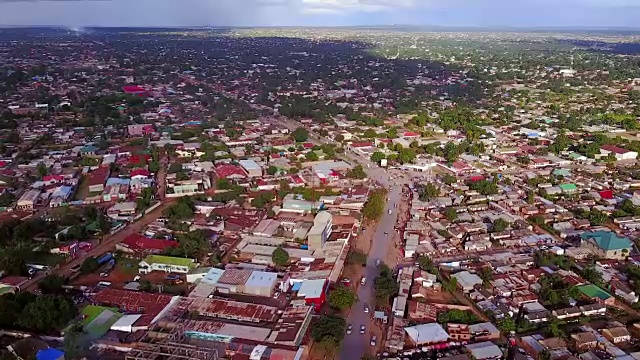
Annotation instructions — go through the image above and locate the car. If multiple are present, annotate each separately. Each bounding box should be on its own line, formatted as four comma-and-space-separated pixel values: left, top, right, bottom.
346, 324, 353, 334
364, 305, 369, 313
341, 278, 352, 286
166, 274, 180, 280
273, 292, 281, 299
360, 325, 365, 334
375, 259, 381, 267
384, 231, 388, 236
370, 336, 377, 346
99, 272, 109, 278
360, 277, 366, 286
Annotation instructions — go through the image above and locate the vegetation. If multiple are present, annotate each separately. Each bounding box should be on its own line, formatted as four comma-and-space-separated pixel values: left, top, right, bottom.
328, 286, 357, 310
164, 230, 211, 260
0, 292, 76, 333
291, 127, 309, 142
272, 246, 290, 267
346, 249, 368, 266
310, 315, 346, 348
374, 264, 398, 307
362, 188, 387, 221
347, 165, 367, 179
437, 309, 480, 325
163, 196, 195, 220
417, 182, 439, 202
539, 274, 580, 306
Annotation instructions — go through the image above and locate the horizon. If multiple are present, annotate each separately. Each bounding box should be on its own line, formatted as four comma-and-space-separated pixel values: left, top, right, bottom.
1, 0, 640, 30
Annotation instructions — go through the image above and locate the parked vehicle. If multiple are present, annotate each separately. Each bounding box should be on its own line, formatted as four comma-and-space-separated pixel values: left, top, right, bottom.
360, 325, 365, 334
346, 324, 353, 334
371, 336, 377, 346
360, 276, 366, 286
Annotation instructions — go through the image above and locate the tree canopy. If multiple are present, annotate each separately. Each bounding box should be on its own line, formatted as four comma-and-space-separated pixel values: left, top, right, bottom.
328, 286, 357, 310
291, 127, 309, 142
272, 247, 290, 267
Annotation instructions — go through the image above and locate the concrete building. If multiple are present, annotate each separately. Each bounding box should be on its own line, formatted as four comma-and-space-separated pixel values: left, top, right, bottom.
307, 211, 332, 250
239, 159, 262, 177
138, 255, 197, 274
16, 189, 41, 211
600, 145, 638, 161
452, 271, 483, 293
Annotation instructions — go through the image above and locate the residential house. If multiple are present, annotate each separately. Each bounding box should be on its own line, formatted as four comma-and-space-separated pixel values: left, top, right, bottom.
600, 145, 638, 161
580, 231, 632, 259
602, 325, 631, 343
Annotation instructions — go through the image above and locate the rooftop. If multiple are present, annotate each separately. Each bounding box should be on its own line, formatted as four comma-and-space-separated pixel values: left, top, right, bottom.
581, 231, 632, 251
404, 323, 449, 344
141, 255, 196, 268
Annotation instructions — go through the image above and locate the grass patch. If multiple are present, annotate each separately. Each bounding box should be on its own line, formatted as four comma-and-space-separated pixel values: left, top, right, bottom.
81, 305, 118, 326
115, 257, 139, 275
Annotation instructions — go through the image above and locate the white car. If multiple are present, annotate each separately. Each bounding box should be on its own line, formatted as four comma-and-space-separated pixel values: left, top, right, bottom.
364, 305, 369, 313
371, 336, 377, 346
346, 324, 353, 334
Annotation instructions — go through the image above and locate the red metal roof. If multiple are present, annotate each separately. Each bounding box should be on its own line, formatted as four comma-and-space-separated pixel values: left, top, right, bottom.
92, 288, 173, 325
350, 142, 373, 148
120, 234, 178, 252
130, 169, 151, 178
599, 190, 614, 200
215, 164, 248, 179
601, 144, 630, 154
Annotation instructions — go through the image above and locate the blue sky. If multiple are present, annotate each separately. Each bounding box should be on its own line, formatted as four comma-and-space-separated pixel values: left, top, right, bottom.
0, 0, 639, 28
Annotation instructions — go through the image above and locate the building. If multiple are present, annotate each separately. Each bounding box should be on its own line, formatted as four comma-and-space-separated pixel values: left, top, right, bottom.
87, 167, 110, 193
577, 284, 615, 305
580, 231, 632, 259
116, 234, 178, 255
404, 323, 449, 346
451, 271, 483, 292
16, 189, 41, 211
600, 145, 638, 161
281, 193, 317, 214
448, 322, 501, 342
207, 268, 279, 297
465, 341, 503, 360
128, 124, 154, 136
138, 255, 197, 274
296, 279, 328, 310
307, 211, 332, 250
602, 326, 631, 343
239, 159, 262, 177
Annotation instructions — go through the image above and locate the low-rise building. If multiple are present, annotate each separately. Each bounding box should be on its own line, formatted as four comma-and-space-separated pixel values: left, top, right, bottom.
138, 255, 197, 274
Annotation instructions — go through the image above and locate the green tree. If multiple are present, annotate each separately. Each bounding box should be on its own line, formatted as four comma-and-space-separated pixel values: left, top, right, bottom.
272, 247, 290, 267
80, 257, 99, 274
267, 165, 278, 175
492, 218, 509, 232
36, 162, 48, 178
363, 129, 377, 139
328, 286, 357, 310
418, 182, 439, 201
538, 350, 551, 360
397, 148, 416, 164
370, 151, 386, 163
217, 178, 232, 190
588, 209, 608, 226
362, 189, 387, 221
347, 165, 367, 179
437, 309, 480, 325
497, 317, 516, 333
18, 294, 77, 333
63, 323, 88, 360
346, 250, 368, 266
165, 230, 211, 260
163, 196, 195, 220
417, 255, 437, 273
444, 207, 457, 222
39, 275, 65, 294
310, 315, 346, 346
291, 127, 309, 142
306, 151, 319, 161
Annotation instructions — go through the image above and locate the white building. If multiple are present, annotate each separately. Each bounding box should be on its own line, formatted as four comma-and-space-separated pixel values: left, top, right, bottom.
239, 159, 263, 177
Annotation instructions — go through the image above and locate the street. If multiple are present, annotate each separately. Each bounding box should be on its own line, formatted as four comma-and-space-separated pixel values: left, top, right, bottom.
276, 117, 401, 360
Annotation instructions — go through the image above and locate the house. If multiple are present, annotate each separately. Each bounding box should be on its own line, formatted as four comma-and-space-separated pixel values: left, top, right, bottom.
16, 189, 41, 211
87, 167, 110, 193
116, 234, 178, 255
577, 284, 615, 305
214, 164, 248, 180
130, 169, 151, 179
452, 271, 483, 292
602, 325, 631, 343
107, 202, 137, 217
559, 183, 578, 194
49, 185, 74, 207
571, 332, 598, 350
128, 124, 154, 136
580, 231, 632, 259
600, 145, 638, 161
138, 255, 197, 274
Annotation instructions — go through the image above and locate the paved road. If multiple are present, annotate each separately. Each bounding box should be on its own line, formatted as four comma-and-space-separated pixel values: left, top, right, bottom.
272, 116, 402, 360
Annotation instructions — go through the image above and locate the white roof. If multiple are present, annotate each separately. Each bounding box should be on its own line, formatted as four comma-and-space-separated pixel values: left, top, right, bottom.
239, 159, 261, 170
110, 314, 142, 333
297, 279, 326, 299
404, 323, 449, 344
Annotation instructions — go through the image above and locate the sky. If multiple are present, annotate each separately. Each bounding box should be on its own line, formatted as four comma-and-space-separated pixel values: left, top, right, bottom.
0, 0, 639, 29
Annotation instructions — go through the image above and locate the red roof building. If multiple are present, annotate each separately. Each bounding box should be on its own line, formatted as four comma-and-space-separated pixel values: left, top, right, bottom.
350, 142, 374, 148
599, 190, 614, 200
117, 234, 178, 254
130, 169, 151, 178
403, 131, 421, 138
600, 145, 629, 154
215, 164, 248, 179
92, 288, 173, 326
122, 85, 148, 94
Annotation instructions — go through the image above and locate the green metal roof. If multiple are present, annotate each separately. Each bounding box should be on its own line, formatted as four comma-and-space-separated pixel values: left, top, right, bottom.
142, 255, 195, 268
580, 231, 631, 251
559, 183, 577, 191
577, 284, 612, 301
